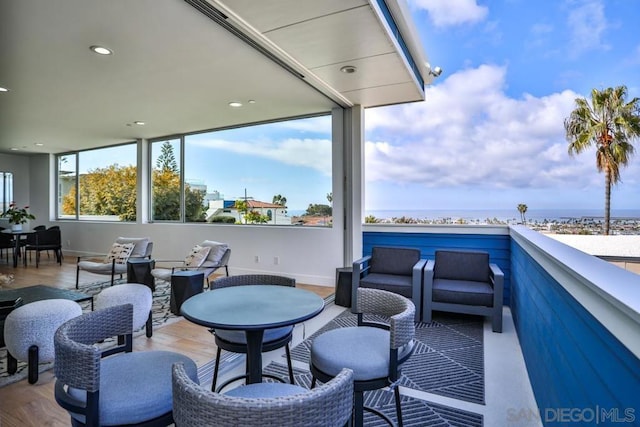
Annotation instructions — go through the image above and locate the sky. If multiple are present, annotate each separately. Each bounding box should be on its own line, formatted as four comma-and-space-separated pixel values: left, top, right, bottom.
79, 0, 640, 214
365, 0, 640, 212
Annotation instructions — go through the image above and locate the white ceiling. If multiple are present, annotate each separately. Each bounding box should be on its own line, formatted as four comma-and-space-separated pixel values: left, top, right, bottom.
0, 0, 429, 155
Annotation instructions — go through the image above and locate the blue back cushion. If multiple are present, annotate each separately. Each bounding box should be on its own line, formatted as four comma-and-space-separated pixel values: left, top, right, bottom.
434, 250, 490, 282
369, 247, 420, 276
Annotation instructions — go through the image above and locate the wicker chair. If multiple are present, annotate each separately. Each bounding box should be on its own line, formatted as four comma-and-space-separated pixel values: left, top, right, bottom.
54, 304, 198, 427
310, 288, 415, 427
210, 274, 297, 392
172, 362, 354, 427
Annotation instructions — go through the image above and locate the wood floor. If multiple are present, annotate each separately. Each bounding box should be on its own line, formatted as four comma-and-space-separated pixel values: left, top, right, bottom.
0, 255, 334, 427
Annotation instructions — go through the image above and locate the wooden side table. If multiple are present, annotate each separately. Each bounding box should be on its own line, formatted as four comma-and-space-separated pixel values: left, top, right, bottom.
127, 258, 156, 291
170, 270, 204, 315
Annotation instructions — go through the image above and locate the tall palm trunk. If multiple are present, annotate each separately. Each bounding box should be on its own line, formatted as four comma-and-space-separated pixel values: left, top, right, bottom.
604, 169, 611, 235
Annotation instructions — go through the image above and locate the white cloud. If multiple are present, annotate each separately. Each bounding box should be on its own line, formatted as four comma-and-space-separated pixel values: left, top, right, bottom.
411, 0, 488, 27
364, 64, 614, 191
189, 136, 332, 176
566, 0, 609, 57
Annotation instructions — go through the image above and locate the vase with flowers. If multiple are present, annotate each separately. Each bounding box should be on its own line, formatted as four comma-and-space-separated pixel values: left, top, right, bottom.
2, 203, 36, 231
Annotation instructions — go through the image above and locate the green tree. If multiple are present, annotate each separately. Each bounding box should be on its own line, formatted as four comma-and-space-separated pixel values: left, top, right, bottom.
565, 86, 640, 235
305, 203, 332, 216
63, 165, 137, 221
62, 162, 205, 222
235, 199, 249, 224
156, 141, 178, 172
517, 204, 528, 224
364, 215, 378, 223
245, 210, 269, 224
326, 192, 332, 204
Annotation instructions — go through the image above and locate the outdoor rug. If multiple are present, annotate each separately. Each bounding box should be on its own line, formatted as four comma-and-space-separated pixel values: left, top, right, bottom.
0, 278, 177, 387
253, 309, 485, 426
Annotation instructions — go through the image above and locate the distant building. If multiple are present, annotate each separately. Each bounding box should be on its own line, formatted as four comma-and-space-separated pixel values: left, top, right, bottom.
206, 199, 291, 225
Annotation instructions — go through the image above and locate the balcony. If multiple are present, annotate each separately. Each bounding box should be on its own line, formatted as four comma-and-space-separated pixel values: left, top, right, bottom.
362, 223, 640, 425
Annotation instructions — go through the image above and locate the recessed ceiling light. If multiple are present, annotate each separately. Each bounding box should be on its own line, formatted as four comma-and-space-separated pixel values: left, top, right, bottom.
340, 65, 357, 74
34, 143, 44, 147
134, 121, 145, 126
10, 148, 18, 151
0, 87, 8, 92
229, 102, 242, 108
248, 100, 256, 104
90, 45, 113, 55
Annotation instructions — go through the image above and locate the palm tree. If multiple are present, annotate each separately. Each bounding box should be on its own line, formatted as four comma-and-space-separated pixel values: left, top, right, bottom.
564, 86, 640, 235
517, 204, 528, 224
271, 194, 287, 225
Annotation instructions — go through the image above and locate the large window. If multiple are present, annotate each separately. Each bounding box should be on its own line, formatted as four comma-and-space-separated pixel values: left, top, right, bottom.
149, 115, 332, 226
57, 144, 137, 221
57, 115, 332, 226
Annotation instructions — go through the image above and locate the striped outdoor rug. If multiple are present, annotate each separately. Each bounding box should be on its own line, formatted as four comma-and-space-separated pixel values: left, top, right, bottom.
261, 309, 485, 426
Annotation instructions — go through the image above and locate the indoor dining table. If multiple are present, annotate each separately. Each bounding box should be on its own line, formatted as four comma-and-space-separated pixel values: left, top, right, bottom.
180, 284, 325, 385
1, 229, 34, 268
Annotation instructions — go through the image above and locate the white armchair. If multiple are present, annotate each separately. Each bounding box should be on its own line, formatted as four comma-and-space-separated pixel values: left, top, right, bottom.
151, 240, 230, 288
75, 237, 153, 289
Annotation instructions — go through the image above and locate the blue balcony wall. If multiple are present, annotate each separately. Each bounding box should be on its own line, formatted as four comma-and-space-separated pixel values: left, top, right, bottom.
511, 239, 640, 423
362, 230, 511, 304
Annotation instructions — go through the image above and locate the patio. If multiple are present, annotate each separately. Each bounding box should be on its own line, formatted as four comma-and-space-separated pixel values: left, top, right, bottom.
2, 222, 637, 426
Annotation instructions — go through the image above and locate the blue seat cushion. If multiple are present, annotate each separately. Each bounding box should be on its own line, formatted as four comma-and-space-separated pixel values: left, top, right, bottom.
214, 326, 293, 345
369, 247, 420, 275
68, 351, 198, 425
434, 250, 490, 282
311, 326, 391, 381
224, 382, 306, 398
359, 273, 412, 298
433, 278, 494, 306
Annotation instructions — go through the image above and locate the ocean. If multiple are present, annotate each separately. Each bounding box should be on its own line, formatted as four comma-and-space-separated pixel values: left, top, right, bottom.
366, 209, 640, 222
289, 209, 640, 222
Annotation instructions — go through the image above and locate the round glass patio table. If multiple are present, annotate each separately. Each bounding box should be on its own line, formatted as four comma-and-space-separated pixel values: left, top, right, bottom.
180, 285, 325, 384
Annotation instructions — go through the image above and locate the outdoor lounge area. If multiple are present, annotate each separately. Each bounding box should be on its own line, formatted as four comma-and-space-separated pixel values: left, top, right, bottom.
1, 224, 638, 426
1, 0, 639, 425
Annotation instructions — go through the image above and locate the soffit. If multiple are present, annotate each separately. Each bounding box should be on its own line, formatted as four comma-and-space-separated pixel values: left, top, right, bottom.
0, 0, 428, 155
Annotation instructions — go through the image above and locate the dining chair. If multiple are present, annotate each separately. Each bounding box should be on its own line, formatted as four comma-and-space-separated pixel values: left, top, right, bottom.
310, 288, 415, 427
210, 274, 296, 392
54, 303, 198, 427
172, 362, 353, 427
23, 226, 63, 267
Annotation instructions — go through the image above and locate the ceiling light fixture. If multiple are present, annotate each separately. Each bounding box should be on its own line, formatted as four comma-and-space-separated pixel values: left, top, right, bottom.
340, 65, 357, 74
229, 101, 242, 108
10, 148, 18, 151
0, 87, 8, 92
248, 100, 256, 104
90, 45, 113, 55
134, 121, 145, 126
34, 143, 44, 147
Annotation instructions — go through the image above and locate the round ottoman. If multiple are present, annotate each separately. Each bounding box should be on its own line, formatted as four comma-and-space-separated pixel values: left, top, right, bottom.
96, 283, 153, 337
4, 298, 82, 384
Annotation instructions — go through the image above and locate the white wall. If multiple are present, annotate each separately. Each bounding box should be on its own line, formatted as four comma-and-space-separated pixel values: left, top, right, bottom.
6, 140, 345, 287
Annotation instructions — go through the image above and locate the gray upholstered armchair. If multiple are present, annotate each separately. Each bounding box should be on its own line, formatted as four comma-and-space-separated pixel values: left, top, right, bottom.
352, 246, 426, 322
423, 250, 504, 332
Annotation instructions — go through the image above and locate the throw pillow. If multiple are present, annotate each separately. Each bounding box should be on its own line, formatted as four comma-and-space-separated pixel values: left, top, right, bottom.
104, 242, 135, 265
200, 241, 229, 266
184, 245, 212, 268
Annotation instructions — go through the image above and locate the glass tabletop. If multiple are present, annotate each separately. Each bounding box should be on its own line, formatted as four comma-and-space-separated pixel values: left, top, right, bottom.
180, 285, 324, 330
